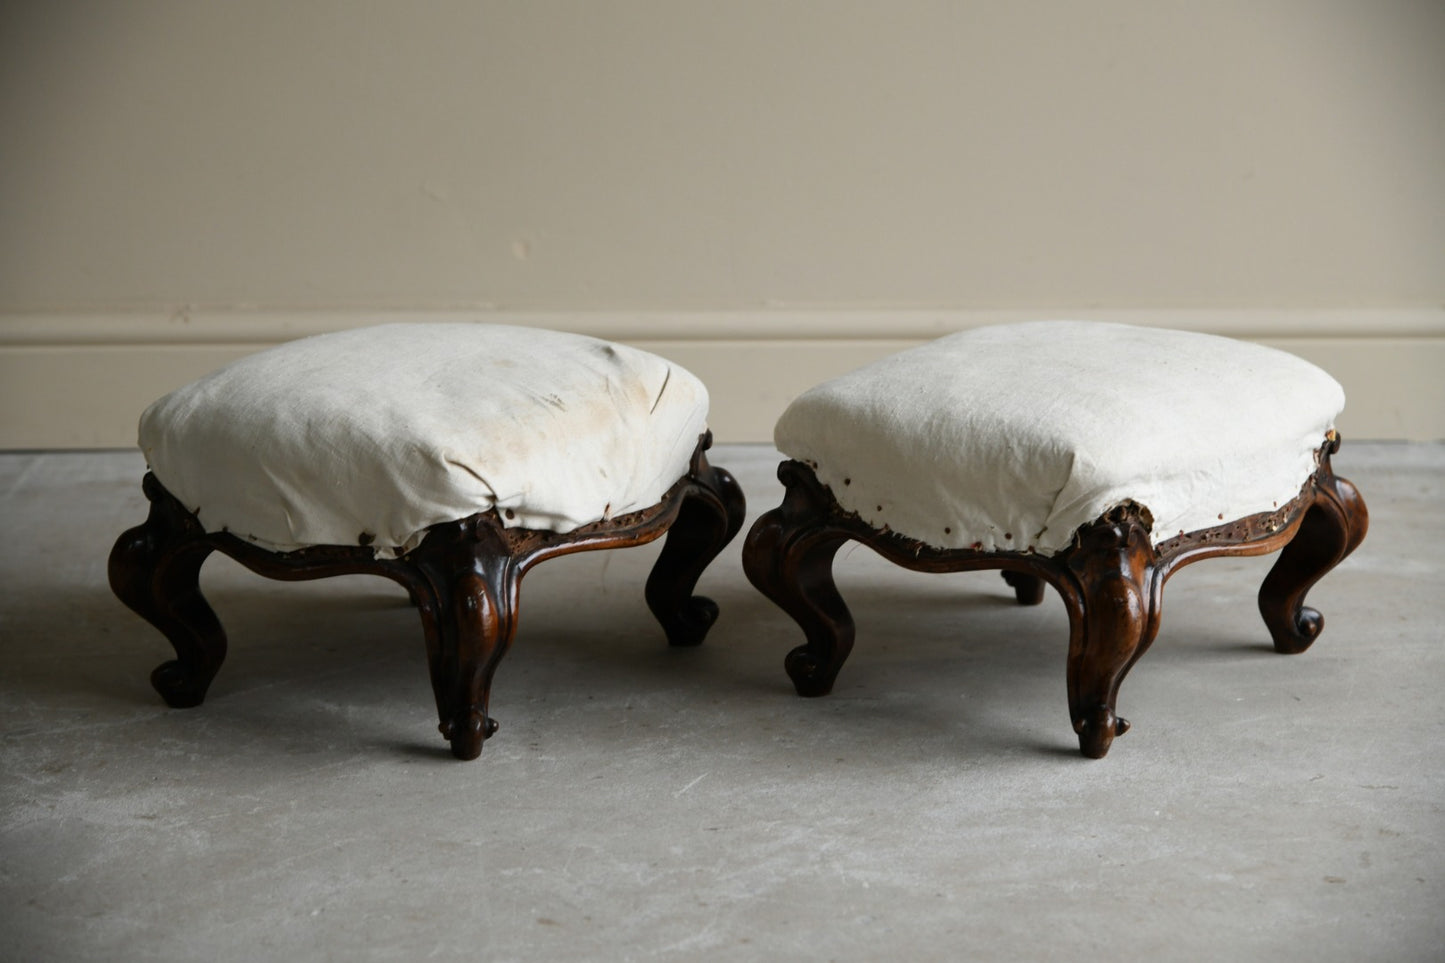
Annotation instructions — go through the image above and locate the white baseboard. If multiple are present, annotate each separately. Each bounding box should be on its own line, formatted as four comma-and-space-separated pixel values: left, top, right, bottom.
2, 309, 1442, 447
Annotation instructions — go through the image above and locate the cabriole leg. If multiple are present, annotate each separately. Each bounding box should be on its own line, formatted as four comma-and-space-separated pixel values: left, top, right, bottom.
410, 521, 521, 760
645, 445, 747, 646
1259, 438, 1369, 654
743, 462, 856, 697
1061, 506, 1161, 758
108, 474, 227, 708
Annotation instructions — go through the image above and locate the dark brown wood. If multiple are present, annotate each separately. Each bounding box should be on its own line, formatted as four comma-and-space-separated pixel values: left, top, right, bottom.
1257, 435, 1369, 654
109, 472, 226, 709
109, 432, 745, 760
1001, 570, 1046, 606
739, 461, 855, 697
645, 439, 748, 647
1056, 503, 1157, 758
741, 433, 1367, 758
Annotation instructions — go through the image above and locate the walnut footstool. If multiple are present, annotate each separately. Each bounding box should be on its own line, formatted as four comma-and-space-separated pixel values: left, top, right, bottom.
743, 321, 1367, 758
110, 324, 745, 759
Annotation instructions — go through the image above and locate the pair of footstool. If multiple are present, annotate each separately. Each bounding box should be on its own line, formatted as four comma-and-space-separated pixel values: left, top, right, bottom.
110, 321, 1366, 760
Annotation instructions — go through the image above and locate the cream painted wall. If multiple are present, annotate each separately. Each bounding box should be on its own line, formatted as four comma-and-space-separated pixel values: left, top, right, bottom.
2, 1, 1442, 444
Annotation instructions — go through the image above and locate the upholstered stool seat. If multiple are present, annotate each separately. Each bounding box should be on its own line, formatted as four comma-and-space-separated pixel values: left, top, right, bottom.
744, 321, 1367, 758
111, 324, 745, 759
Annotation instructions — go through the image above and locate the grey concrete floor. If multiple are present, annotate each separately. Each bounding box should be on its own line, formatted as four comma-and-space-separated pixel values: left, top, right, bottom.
1, 443, 1441, 962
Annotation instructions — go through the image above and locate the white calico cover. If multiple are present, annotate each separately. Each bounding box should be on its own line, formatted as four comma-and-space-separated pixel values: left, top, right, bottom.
140, 324, 709, 555
774, 321, 1343, 555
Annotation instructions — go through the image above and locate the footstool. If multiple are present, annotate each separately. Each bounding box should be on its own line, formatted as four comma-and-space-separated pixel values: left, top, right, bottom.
743, 321, 1368, 758
109, 323, 745, 759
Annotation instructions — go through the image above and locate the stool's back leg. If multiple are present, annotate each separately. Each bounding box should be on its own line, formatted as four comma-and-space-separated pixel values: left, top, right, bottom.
1001, 570, 1047, 605
1259, 442, 1369, 654
645, 451, 747, 647
108, 475, 226, 708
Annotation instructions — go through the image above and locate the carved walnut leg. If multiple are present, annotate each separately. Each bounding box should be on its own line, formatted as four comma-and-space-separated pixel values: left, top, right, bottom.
1060, 506, 1162, 758
743, 462, 856, 697
409, 519, 521, 760
108, 474, 227, 708
1258, 439, 1369, 655
1001, 570, 1046, 606
645, 449, 747, 646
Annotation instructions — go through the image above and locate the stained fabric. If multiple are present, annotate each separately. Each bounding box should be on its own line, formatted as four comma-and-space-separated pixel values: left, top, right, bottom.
140, 324, 709, 555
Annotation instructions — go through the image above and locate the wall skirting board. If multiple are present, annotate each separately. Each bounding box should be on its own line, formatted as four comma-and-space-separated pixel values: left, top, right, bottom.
2, 310, 1441, 448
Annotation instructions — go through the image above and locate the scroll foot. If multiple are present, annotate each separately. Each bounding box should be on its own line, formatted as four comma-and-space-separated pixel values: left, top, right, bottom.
1075, 705, 1131, 759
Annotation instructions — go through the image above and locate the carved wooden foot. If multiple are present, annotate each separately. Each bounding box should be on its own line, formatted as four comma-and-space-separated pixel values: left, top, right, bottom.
742, 462, 855, 697
1059, 505, 1160, 759
1001, 570, 1046, 606
108, 473, 227, 708
645, 440, 748, 646
1258, 437, 1370, 654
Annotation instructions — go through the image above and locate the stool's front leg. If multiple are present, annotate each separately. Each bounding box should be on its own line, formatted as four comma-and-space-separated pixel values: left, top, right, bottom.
743, 461, 856, 697
1059, 505, 1162, 759
409, 519, 520, 760
645, 445, 747, 646
109, 474, 227, 708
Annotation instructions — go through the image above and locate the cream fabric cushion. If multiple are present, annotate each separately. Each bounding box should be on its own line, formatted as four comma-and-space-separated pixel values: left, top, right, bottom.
140, 324, 709, 555
775, 321, 1344, 555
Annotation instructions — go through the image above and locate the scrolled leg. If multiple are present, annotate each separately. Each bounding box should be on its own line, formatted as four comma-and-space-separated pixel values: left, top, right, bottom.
1258, 436, 1369, 654
743, 461, 856, 697
645, 438, 747, 647
409, 519, 521, 760
1060, 505, 1161, 758
108, 474, 227, 708
437, 569, 511, 761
